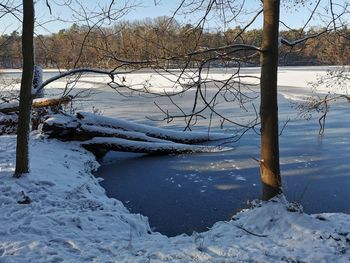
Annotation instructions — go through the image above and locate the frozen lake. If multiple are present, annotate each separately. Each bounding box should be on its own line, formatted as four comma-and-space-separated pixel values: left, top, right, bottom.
94, 92, 350, 236
3, 66, 350, 236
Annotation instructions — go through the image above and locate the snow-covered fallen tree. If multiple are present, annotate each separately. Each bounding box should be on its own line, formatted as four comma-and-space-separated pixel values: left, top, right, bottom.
0, 96, 72, 114
76, 112, 232, 144
82, 137, 232, 156
0, 96, 73, 136
41, 112, 233, 157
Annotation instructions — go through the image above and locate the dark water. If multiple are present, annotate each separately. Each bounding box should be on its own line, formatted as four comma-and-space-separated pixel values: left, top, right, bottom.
95, 93, 350, 236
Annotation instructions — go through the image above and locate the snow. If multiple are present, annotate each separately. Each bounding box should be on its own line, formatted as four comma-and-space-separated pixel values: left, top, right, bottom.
32, 65, 43, 96
80, 124, 171, 143
1, 135, 350, 262
277, 66, 350, 100
0, 67, 256, 93
84, 136, 233, 153
0, 102, 17, 111
0, 66, 350, 108
2, 67, 348, 101
44, 114, 79, 128
0, 113, 17, 122
77, 112, 233, 143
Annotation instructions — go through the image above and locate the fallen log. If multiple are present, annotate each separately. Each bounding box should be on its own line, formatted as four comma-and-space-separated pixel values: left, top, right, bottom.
41, 113, 234, 157
43, 113, 234, 144
76, 111, 233, 144
0, 96, 72, 113
42, 115, 174, 143
41, 114, 81, 140
82, 137, 233, 157
80, 124, 172, 143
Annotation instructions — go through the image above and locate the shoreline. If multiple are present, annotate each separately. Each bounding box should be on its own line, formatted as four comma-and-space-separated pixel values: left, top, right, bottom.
0, 134, 349, 261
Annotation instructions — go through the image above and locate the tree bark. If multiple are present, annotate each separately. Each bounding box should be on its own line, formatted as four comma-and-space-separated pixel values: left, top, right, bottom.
259, 0, 282, 200
15, 0, 35, 177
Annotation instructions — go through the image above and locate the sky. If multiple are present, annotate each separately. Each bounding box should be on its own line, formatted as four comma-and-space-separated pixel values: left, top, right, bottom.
0, 0, 346, 35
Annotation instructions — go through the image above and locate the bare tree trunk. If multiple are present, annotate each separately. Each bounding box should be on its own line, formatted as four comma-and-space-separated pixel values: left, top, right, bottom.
14, 0, 35, 177
259, 0, 282, 200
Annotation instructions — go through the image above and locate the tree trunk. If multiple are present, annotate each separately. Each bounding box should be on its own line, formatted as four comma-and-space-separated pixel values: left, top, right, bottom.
15, 0, 35, 177
259, 0, 282, 200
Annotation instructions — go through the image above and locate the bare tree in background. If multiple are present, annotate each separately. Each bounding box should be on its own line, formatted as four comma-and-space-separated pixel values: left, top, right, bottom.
296, 66, 350, 136
294, 1, 350, 136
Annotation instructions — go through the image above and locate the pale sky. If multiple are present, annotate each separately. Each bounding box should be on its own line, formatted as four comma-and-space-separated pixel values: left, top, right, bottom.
0, 0, 347, 35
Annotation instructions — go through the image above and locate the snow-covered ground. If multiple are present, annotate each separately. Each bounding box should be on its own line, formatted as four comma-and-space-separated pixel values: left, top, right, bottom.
1, 66, 347, 97
0, 135, 350, 262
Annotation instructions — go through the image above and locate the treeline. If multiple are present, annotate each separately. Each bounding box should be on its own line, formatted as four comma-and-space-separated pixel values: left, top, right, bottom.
0, 16, 349, 69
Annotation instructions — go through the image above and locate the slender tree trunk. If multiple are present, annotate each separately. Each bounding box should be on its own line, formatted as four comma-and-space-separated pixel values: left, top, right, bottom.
14, 0, 35, 177
259, 0, 282, 200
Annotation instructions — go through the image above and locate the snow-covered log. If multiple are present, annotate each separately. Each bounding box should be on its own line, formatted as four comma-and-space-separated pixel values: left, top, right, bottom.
43, 112, 233, 144
41, 113, 234, 157
82, 137, 232, 157
76, 112, 233, 144
0, 96, 72, 113
42, 116, 175, 143
80, 124, 172, 143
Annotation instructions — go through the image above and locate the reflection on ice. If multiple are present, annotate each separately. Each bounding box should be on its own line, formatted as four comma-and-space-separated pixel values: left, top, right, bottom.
214, 184, 241, 191
171, 158, 254, 172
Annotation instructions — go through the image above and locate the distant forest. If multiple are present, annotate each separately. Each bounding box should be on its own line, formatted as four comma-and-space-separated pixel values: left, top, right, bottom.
1, 17, 349, 69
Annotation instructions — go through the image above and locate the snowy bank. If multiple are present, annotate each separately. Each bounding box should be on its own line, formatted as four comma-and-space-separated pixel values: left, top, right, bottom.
3, 67, 348, 103
0, 135, 349, 262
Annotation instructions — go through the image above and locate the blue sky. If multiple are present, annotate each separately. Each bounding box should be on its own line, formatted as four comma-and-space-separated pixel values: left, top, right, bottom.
0, 0, 339, 34
119, 0, 321, 29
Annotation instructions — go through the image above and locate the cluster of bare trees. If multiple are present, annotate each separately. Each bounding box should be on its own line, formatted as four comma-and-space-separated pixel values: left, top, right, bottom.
1, 21, 350, 69
1, 0, 349, 201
